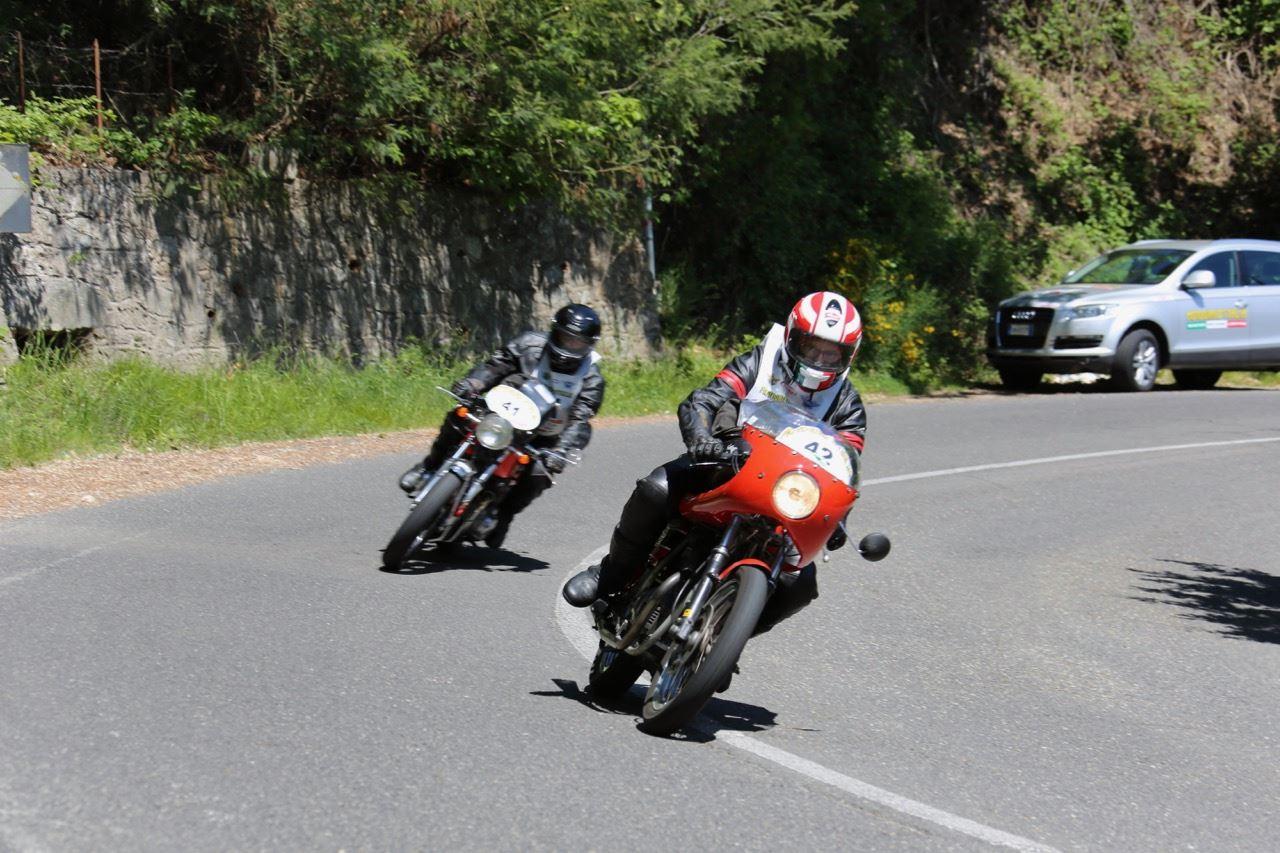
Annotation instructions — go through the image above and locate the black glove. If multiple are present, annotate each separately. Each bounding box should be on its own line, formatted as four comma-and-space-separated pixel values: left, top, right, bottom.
689, 436, 729, 462
826, 524, 848, 551
543, 453, 567, 474
450, 377, 481, 399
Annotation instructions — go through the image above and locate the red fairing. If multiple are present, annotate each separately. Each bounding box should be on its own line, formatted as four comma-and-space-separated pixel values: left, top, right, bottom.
716, 368, 747, 398
678, 424, 859, 566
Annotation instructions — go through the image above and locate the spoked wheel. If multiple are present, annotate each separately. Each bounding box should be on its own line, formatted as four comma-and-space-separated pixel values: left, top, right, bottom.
381, 472, 463, 570
639, 567, 768, 736
586, 640, 645, 698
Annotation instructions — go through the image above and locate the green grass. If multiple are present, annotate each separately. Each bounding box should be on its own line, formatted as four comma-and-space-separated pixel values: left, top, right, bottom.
0, 344, 911, 470
0, 348, 464, 469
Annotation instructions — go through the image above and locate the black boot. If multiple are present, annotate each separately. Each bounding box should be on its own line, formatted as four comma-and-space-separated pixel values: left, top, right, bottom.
399, 464, 427, 493
563, 564, 601, 606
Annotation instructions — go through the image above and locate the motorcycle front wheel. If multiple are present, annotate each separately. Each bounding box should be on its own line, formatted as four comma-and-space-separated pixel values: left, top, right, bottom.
381, 472, 464, 570
639, 566, 768, 735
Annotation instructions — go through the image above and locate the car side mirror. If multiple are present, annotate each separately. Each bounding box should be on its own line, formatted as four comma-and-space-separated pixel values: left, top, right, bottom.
1181, 270, 1215, 289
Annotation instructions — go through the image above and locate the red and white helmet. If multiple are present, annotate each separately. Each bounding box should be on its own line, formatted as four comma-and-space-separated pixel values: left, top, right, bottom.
783, 291, 863, 391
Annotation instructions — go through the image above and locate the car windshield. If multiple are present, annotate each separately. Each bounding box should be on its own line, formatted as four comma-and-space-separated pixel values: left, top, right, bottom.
739, 399, 860, 486
1062, 249, 1192, 285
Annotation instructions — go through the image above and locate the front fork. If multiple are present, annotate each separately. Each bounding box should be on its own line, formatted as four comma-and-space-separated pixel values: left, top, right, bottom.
670, 516, 741, 643
411, 439, 473, 506
670, 517, 791, 643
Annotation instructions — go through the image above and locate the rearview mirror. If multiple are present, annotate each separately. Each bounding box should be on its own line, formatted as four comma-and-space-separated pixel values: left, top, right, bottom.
1181, 269, 1215, 289
858, 532, 891, 562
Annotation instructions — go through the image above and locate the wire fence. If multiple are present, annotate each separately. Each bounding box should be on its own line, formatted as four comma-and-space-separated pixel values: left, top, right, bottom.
1, 32, 183, 122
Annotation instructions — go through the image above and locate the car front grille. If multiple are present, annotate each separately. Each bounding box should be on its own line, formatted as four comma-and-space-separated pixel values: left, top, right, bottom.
1053, 335, 1104, 350
997, 307, 1054, 348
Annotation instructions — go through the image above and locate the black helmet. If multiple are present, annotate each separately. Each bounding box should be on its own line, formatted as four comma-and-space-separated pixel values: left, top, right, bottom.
547, 303, 601, 373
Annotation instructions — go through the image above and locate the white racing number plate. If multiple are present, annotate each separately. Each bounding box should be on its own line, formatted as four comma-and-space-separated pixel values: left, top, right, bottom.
1008, 322, 1033, 337
775, 426, 853, 484
483, 385, 543, 431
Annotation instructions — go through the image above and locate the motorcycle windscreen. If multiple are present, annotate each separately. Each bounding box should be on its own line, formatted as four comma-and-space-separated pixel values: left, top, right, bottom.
739, 399, 859, 487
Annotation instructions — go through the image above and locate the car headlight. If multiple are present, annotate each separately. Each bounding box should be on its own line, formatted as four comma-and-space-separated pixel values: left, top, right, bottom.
1063, 303, 1117, 320
772, 471, 820, 520
475, 413, 514, 450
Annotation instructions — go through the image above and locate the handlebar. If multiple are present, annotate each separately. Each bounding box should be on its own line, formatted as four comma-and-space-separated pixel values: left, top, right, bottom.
689, 444, 749, 473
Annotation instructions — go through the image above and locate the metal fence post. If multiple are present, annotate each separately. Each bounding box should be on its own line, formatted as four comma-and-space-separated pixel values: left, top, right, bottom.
16, 32, 25, 113
93, 38, 104, 131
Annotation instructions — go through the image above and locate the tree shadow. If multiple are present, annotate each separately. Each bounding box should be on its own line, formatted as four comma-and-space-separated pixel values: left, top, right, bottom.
379, 545, 549, 576
530, 677, 780, 741
1129, 558, 1280, 643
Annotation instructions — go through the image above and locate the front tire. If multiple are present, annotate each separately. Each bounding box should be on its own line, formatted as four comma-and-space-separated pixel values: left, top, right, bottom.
1110, 329, 1160, 392
1173, 369, 1221, 390
639, 567, 769, 736
382, 472, 463, 570
586, 641, 645, 698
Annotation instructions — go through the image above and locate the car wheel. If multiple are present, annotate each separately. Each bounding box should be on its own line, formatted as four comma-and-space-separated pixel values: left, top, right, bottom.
1110, 329, 1160, 392
1172, 369, 1222, 390
998, 367, 1042, 392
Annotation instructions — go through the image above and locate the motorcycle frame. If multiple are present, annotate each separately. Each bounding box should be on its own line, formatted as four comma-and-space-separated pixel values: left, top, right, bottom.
603, 514, 793, 661
411, 426, 534, 545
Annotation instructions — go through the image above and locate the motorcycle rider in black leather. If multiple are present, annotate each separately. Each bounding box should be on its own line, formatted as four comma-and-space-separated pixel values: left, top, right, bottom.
399, 303, 605, 549
562, 291, 867, 635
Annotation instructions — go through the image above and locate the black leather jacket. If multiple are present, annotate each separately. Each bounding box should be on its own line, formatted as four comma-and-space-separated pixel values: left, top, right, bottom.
677, 340, 867, 453
463, 331, 605, 453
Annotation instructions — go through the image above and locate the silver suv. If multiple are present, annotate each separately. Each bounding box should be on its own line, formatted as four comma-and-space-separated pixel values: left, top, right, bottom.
987, 239, 1280, 391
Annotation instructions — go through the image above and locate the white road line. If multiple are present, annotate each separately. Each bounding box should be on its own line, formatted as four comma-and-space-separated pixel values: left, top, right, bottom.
863, 436, 1280, 486
716, 733, 1057, 852
553, 553, 1059, 852
0, 531, 148, 592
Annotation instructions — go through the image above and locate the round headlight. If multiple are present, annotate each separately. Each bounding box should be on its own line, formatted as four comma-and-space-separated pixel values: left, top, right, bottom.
475, 413, 514, 450
772, 471, 820, 520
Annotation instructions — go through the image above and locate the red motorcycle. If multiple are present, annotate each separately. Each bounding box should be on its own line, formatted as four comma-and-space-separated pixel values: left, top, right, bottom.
381, 378, 571, 570
585, 399, 890, 735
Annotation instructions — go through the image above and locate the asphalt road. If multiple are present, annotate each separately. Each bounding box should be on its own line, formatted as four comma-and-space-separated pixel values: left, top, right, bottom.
2, 387, 1278, 851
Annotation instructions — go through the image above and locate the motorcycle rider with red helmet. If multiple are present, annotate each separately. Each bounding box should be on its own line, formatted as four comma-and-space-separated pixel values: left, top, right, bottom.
563, 291, 866, 632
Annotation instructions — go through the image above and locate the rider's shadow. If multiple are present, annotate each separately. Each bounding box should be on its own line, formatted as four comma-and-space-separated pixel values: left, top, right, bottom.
530, 678, 782, 741
379, 546, 550, 576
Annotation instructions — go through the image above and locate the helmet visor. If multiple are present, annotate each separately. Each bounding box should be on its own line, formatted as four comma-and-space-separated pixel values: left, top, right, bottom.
788, 331, 854, 372
551, 327, 593, 355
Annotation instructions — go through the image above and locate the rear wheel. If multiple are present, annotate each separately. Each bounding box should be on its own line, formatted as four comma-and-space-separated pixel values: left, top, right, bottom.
586, 641, 645, 698
1173, 369, 1221, 390
998, 367, 1042, 392
1110, 329, 1160, 392
639, 567, 769, 736
382, 472, 463, 570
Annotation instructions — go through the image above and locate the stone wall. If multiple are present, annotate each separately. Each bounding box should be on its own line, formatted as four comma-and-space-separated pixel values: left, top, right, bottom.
0, 168, 659, 367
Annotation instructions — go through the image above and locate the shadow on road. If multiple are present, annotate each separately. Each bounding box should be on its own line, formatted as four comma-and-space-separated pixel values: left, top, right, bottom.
530, 678, 778, 741
1129, 558, 1280, 643
379, 545, 549, 576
